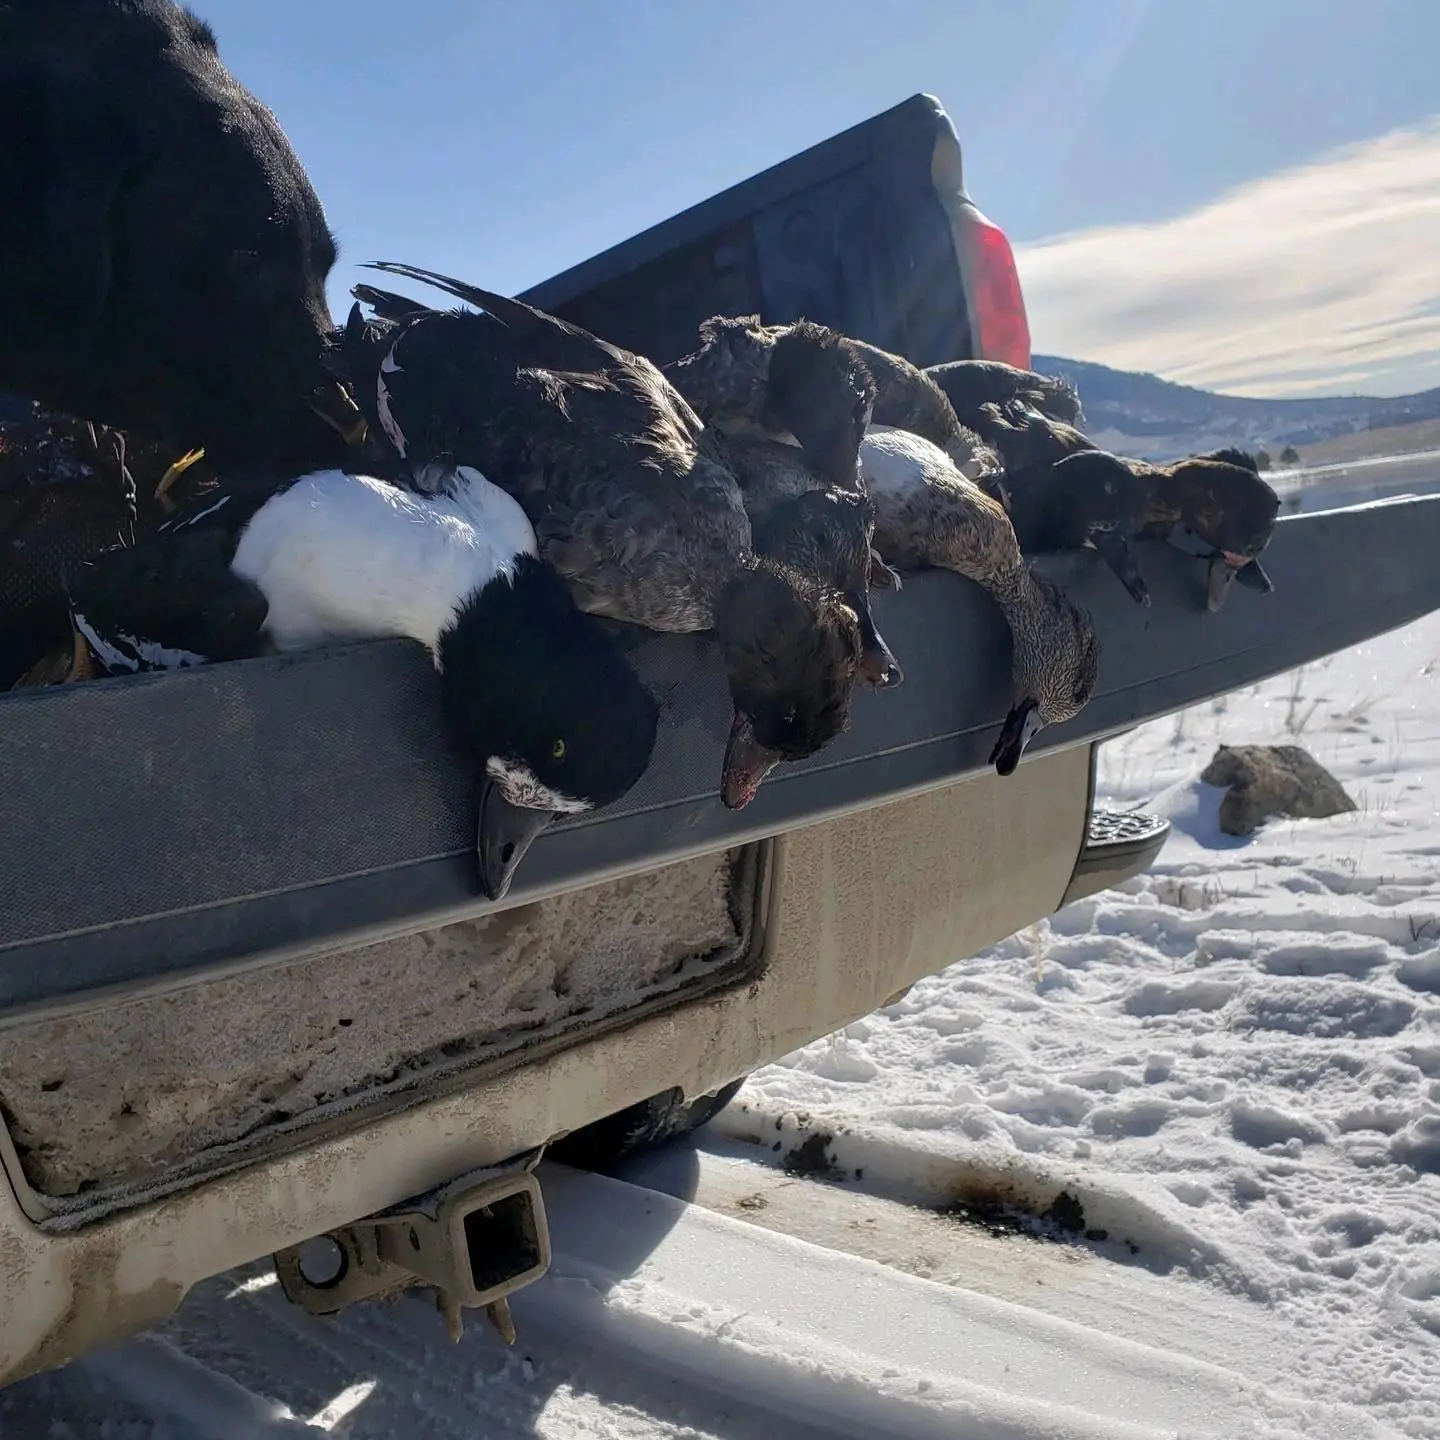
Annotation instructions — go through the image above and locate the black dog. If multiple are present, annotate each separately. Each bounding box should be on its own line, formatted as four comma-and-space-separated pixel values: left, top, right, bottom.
0, 1, 353, 468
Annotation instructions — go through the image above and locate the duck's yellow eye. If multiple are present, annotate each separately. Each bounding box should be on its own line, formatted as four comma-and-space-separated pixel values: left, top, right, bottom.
552, 739, 567, 760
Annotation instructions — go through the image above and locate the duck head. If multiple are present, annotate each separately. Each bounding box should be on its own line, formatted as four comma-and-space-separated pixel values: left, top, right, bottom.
664, 314, 774, 422
667, 315, 876, 494
1169, 452, 1280, 560
437, 555, 660, 900
1165, 451, 1280, 610
751, 489, 903, 691
990, 571, 1100, 777
761, 321, 876, 492
1049, 450, 1154, 606
712, 559, 864, 809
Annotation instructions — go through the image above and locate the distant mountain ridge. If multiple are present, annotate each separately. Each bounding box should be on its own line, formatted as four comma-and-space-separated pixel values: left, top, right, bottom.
1032, 354, 1440, 461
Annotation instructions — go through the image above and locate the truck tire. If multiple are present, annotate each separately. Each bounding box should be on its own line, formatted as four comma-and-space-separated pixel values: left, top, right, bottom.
548, 1078, 746, 1173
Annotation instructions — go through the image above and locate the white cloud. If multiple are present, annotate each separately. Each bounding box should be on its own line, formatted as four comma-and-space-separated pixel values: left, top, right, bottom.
1014, 120, 1440, 398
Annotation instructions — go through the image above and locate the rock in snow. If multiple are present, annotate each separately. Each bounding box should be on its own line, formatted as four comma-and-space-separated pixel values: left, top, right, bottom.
1201, 742, 1357, 835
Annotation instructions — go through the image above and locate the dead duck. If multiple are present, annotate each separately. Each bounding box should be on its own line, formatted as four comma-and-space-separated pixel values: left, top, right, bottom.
827, 335, 1010, 485
59, 464, 660, 901
661, 314, 877, 496
746, 480, 901, 690
659, 318, 904, 685
1122, 448, 1279, 612
987, 448, 1154, 607
708, 431, 903, 689
926, 359, 1086, 429
0, 401, 216, 688
858, 426, 1100, 775
954, 404, 1150, 604
335, 263, 867, 811
967, 400, 1095, 477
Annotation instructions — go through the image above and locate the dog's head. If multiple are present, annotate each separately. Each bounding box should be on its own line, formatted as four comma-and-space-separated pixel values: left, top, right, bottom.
1, 2, 343, 466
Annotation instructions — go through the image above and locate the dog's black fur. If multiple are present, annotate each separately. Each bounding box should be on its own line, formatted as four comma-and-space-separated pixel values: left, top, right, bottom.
0, 1, 344, 468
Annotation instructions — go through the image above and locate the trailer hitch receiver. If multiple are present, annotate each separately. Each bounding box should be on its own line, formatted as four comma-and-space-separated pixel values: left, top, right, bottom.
273, 1151, 551, 1344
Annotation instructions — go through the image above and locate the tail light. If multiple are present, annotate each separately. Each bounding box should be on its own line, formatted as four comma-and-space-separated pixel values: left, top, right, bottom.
962, 209, 1032, 371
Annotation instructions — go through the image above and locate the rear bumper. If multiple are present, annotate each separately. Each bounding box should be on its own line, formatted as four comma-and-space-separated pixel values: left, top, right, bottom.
0, 749, 1092, 1385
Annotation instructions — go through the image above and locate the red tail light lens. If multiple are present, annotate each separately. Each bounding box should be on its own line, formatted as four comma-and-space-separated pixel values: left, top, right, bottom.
966, 211, 1032, 371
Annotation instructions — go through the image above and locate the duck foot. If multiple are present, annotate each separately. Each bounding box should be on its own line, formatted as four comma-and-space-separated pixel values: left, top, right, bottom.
64, 628, 96, 684
154, 447, 207, 514
308, 382, 369, 448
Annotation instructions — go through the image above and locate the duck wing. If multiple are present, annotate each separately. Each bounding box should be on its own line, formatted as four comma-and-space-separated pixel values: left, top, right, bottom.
360, 262, 672, 393
712, 434, 822, 523
515, 368, 749, 630
349, 284, 431, 326
860, 429, 1017, 580
69, 524, 270, 674
352, 266, 749, 630
69, 476, 293, 674
352, 271, 708, 461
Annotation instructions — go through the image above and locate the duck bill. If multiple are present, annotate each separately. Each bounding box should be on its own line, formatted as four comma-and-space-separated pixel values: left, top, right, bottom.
1090, 527, 1150, 608
721, 711, 782, 811
1206, 553, 1272, 612
849, 591, 904, 690
1234, 557, 1274, 593
476, 780, 558, 901
1205, 557, 1240, 613
989, 697, 1045, 778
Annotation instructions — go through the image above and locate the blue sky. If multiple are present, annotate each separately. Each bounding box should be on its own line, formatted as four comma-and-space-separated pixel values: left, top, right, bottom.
201, 0, 1440, 396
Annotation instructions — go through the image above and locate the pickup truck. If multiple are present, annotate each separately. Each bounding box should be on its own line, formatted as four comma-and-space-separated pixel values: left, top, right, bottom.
3, 91, 1439, 1386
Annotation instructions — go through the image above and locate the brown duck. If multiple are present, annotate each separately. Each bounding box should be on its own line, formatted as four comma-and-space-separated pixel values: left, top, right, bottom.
858, 425, 1100, 774
925, 359, 1086, 428
712, 433, 903, 689
661, 314, 876, 494
1121, 447, 1279, 610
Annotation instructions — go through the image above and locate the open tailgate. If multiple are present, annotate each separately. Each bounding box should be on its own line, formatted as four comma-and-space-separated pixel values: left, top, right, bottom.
1, 492, 1438, 1018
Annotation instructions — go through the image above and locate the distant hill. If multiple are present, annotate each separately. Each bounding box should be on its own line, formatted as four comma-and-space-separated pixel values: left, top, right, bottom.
1032, 354, 1440, 462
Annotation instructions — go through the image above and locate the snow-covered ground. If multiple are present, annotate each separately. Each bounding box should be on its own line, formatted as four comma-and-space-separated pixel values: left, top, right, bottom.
738, 606, 1440, 1437
7, 523, 1440, 1437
